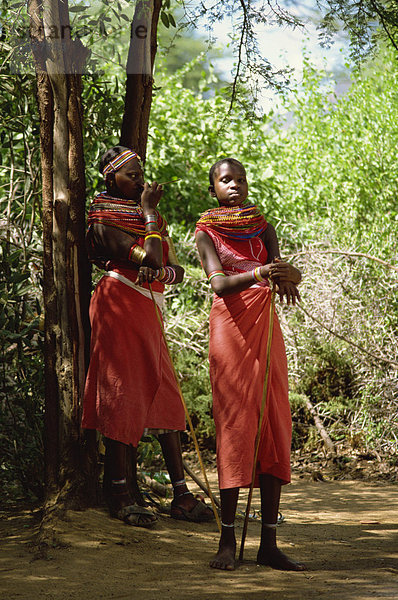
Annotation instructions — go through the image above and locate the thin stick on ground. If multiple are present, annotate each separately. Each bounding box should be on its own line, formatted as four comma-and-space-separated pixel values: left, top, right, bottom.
149, 284, 222, 532
183, 459, 221, 509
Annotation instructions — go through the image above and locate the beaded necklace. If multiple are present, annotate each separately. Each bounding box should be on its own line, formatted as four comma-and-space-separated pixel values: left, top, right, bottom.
87, 192, 168, 237
196, 203, 267, 240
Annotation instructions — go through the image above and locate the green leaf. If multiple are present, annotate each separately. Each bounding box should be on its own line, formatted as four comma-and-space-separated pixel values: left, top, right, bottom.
160, 11, 170, 28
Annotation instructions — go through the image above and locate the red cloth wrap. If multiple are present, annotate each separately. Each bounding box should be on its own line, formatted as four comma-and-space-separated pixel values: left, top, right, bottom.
200, 230, 292, 489
82, 242, 185, 446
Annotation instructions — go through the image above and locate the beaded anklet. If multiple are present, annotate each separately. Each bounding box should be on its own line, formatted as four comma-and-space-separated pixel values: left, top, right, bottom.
172, 478, 186, 488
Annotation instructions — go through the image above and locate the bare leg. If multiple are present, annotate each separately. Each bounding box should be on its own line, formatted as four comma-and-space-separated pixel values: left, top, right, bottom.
158, 431, 213, 520
127, 445, 147, 507
209, 487, 239, 571
257, 474, 306, 571
103, 437, 156, 526
103, 437, 130, 508
158, 431, 185, 483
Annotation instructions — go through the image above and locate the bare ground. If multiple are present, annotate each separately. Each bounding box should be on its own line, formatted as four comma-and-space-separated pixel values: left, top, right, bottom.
1, 470, 398, 600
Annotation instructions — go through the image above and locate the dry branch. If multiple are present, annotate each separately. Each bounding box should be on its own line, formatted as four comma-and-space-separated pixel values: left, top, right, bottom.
288, 249, 398, 273
297, 302, 398, 367
138, 472, 168, 497
305, 397, 336, 455
183, 460, 221, 508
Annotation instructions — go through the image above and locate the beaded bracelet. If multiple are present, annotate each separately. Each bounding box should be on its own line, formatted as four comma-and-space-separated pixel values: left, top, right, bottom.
145, 232, 162, 241
128, 243, 146, 265
252, 266, 267, 282
208, 270, 226, 283
155, 266, 176, 284
166, 267, 177, 284
155, 267, 166, 281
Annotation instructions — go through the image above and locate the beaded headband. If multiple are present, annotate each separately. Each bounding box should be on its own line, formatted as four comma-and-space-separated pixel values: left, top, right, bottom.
102, 150, 140, 178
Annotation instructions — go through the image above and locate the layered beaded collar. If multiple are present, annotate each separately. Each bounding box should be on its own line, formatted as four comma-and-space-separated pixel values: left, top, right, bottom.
196, 203, 267, 240
87, 192, 168, 237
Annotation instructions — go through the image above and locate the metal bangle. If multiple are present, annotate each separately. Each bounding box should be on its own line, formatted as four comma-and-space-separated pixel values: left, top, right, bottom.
144, 213, 158, 224
128, 244, 146, 266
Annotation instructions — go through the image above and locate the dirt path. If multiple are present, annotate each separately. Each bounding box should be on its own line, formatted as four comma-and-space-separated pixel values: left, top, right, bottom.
1, 473, 398, 600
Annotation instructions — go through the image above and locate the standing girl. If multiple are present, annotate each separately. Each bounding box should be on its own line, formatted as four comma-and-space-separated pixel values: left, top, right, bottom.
195, 158, 305, 570
82, 146, 213, 527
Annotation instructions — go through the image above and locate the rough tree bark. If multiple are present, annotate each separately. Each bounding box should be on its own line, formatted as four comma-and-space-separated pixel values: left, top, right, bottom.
120, 0, 162, 161
28, 0, 162, 517
29, 0, 98, 511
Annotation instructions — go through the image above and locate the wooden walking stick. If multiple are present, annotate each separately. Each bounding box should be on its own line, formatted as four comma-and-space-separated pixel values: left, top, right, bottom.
148, 284, 222, 532
238, 286, 276, 562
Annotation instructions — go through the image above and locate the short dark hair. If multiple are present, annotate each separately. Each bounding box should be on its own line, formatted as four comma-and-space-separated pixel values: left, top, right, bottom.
209, 158, 245, 186
99, 145, 135, 174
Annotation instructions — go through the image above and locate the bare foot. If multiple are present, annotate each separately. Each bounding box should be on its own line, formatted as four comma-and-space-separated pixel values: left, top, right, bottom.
257, 546, 306, 571
209, 529, 236, 571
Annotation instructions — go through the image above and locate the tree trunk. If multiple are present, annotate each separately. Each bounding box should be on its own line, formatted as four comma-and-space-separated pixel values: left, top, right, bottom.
29, 0, 98, 510
120, 0, 162, 161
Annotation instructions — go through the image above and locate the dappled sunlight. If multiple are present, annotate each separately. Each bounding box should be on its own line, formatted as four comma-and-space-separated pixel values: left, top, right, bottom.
1, 478, 398, 599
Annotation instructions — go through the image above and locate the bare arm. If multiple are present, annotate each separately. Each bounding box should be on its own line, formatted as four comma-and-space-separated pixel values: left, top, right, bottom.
139, 182, 164, 269
195, 230, 273, 297
261, 223, 302, 305
88, 222, 164, 270
196, 227, 301, 304
135, 234, 184, 286
262, 223, 301, 285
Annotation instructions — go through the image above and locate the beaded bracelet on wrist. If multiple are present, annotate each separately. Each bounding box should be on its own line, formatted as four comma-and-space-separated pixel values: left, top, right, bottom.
144, 232, 162, 241
155, 266, 176, 284
252, 266, 268, 282
207, 270, 226, 283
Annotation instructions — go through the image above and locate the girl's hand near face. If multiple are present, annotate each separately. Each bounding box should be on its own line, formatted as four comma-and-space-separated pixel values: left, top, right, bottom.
141, 182, 163, 212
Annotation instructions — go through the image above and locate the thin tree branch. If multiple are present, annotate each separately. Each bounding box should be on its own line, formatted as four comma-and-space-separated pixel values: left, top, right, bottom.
297, 302, 398, 367
228, 0, 248, 113
287, 249, 398, 273
368, 0, 398, 53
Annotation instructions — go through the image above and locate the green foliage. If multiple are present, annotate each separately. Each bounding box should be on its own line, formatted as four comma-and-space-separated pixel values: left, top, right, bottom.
151, 47, 398, 457
0, 23, 44, 502
0, 243, 44, 504
297, 340, 355, 405
2, 4, 398, 505
173, 348, 215, 445
319, 1, 398, 61
263, 51, 398, 256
